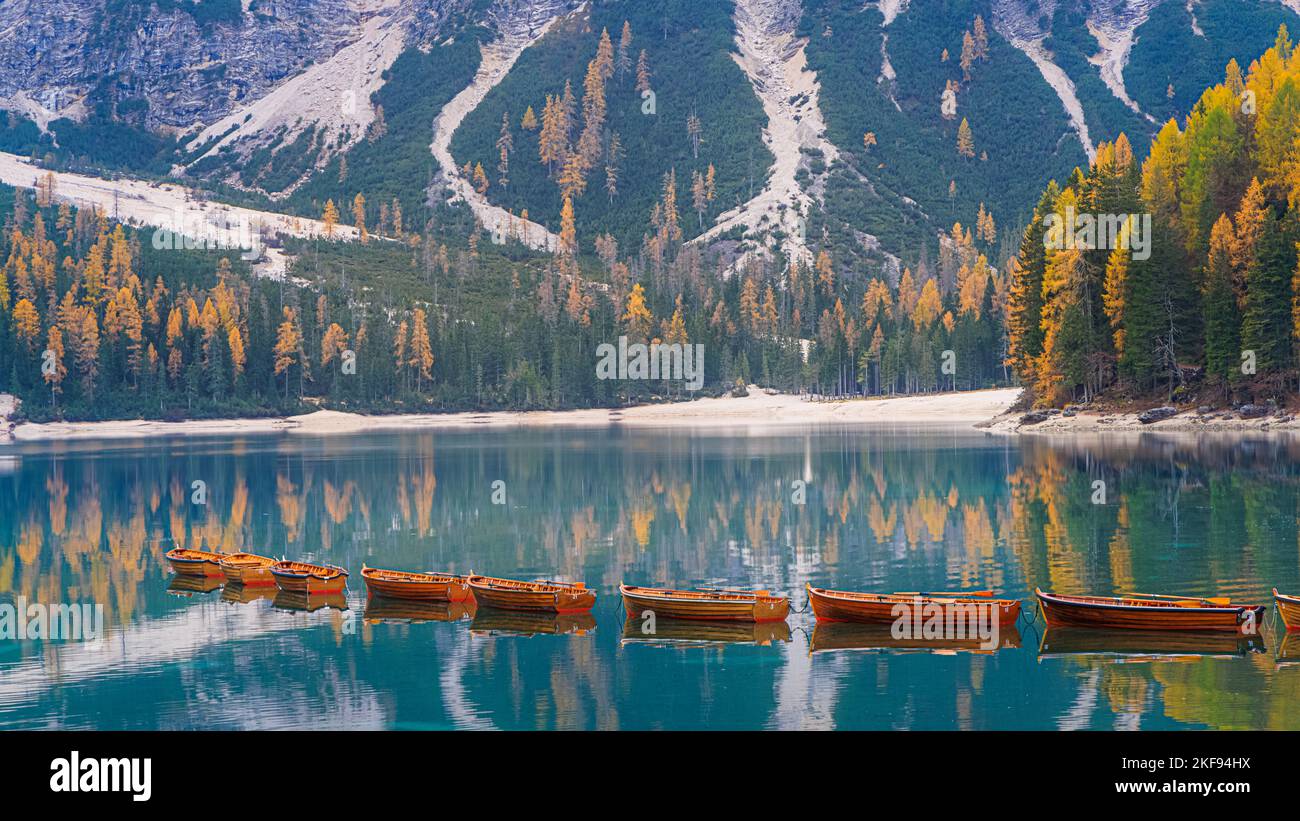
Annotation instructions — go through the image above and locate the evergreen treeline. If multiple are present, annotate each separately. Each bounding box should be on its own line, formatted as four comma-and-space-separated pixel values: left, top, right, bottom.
1009, 27, 1300, 407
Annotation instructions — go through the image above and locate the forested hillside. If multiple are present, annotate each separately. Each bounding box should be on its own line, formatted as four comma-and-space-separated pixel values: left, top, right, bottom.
450, 1, 768, 250
0, 165, 1010, 422
1008, 27, 1300, 407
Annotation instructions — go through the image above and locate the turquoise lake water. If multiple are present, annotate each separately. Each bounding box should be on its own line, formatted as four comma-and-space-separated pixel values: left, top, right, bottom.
0, 425, 1297, 730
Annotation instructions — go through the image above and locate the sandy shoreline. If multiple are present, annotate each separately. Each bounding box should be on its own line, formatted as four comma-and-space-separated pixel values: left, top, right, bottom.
2, 387, 1021, 443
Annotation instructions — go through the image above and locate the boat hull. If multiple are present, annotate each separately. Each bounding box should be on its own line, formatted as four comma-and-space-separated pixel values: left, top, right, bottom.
270, 562, 349, 594
1276, 590, 1300, 630
467, 575, 596, 613
620, 585, 789, 622
807, 585, 1021, 626
219, 553, 277, 587
1036, 589, 1264, 633
362, 568, 472, 602
165, 548, 225, 577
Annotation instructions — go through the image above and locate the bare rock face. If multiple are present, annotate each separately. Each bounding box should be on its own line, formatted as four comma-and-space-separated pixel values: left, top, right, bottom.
0, 0, 492, 133
1137, 406, 1177, 424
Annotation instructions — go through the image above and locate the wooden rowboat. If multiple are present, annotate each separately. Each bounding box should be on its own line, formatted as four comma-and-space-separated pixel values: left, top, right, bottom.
467, 575, 596, 613
1035, 589, 1265, 633
270, 560, 349, 594
361, 566, 472, 602
806, 584, 1021, 625
165, 547, 226, 577
620, 584, 789, 622
219, 552, 277, 586
1274, 589, 1300, 630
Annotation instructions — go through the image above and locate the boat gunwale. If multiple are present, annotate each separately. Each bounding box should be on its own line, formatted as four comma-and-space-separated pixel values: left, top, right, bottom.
468, 574, 585, 593
362, 566, 465, 585
165, 548, 225, 565
270, 561, 349, 581
1035, 588, 1263, 615
620, 584, 786, 604
219, 553, 276, 568
808, 584, 1018, 608
1275, 588, 1300, 606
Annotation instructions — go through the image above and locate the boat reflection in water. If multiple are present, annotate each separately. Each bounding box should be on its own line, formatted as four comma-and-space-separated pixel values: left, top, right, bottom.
469, 607, 596, 637
1037, 627, 1267, 661
808, 621, 1021, 654
1277, 633, 1300, 668
364, 597, 476, 624
272, 590, 349, 614
620, 615, 791, 647
167, 574, 225, 596
221, 581, 279, 605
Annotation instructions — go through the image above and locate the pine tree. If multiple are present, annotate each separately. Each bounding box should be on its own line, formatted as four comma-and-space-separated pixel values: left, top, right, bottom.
960, 30, 976, 82
408, 308, 434, 392
44, 324, 66, 403
274, 307, 301, 399
1241, 207, 1294, 375
623, 283, 653, 342
956, 118, 975, 158
1006, 187, 1055, 391
635, 50, 652, 94
1203, 213, 1241, 394
353, 193, 368, 243
322, 200, 338, 238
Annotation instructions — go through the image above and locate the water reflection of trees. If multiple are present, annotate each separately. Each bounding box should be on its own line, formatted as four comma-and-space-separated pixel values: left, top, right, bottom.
2, 429, 1300, 729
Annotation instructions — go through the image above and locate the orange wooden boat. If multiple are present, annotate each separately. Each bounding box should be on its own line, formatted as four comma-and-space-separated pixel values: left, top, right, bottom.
466, 575, 595, 613
361, 566, 472, 602
219, 552, 278, 586
1035, 589, 1265, 633
270, 560, 349, 594
620, 584, 789, 622
165, 547, 226, 577
807, 584, 1021, 625
1276, 589, 1300, 630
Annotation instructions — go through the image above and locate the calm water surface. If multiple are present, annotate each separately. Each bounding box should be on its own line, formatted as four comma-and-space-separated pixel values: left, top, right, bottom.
1, 425, 1298, 730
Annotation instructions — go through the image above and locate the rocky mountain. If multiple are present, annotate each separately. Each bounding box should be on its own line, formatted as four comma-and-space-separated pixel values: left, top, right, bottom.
0, 0, 1296, 269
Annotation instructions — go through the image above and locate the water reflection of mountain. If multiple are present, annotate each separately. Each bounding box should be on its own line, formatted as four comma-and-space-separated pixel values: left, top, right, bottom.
1, 428, 1299, 729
